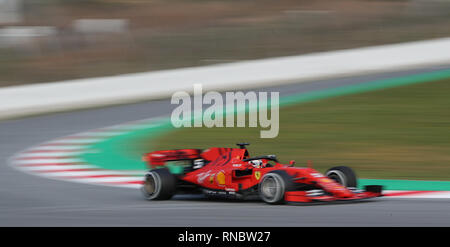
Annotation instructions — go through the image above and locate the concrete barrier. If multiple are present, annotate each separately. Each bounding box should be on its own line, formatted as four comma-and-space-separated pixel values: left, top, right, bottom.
1, 37, 450, 119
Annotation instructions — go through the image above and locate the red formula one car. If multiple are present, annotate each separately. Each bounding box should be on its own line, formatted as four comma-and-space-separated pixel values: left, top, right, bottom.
141, 143, 382, 204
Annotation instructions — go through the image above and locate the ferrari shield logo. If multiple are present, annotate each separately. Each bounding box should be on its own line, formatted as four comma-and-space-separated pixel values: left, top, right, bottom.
216, 171, 226, 186
254, 171, 261, 180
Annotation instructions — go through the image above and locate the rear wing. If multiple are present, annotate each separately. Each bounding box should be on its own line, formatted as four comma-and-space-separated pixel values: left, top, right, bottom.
142, 149, 202, 168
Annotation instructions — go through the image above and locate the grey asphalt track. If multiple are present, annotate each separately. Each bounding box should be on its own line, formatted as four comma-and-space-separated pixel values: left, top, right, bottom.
1, 66, 450, 226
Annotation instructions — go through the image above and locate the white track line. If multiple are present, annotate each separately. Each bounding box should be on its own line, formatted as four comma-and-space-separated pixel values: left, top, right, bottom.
63, 177, 142, 183
26, 145, 87, 151
384, 190, 450, 198
38, 170, 139, 177
17, 164, 97, 171
14, 158, 83, 165
15, 152, 86, 158
43, 138, 104, 144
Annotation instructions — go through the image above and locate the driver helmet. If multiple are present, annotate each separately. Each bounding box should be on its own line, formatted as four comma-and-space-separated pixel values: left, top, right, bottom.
249, 159, 263, 168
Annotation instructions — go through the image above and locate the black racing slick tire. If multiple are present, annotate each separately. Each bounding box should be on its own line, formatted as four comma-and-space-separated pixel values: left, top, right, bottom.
325, 166, 358, 188
258, 170, 294, 205
141, 168, 177, 200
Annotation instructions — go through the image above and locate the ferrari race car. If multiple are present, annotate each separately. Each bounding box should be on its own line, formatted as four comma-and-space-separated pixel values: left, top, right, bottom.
141, 143, 382, 204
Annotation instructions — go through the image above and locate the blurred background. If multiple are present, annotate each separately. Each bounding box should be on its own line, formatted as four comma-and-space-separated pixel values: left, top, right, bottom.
2, 0, 450, 87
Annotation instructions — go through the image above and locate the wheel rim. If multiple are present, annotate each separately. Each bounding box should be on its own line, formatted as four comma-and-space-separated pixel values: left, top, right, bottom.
143, 174, 156, 196
260, 174, 284, 203
326, 170, 346, 186
328, 173, 340, 183
261, 177, 277, 199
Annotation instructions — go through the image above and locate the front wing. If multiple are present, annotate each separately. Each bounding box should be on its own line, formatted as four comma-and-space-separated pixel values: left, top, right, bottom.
284, 185, 383, 203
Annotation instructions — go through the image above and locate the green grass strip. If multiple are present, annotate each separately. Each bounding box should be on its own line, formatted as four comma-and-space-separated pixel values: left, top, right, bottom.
279, 68, 450, 107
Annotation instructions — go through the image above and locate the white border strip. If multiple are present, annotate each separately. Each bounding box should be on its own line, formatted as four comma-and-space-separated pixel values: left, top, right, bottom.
2, 38, 450, 119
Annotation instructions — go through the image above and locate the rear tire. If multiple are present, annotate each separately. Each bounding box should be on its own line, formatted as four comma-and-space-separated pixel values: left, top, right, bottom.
325, 166, 357, 188
258, 171, 293, 204
141, 168, 177, 200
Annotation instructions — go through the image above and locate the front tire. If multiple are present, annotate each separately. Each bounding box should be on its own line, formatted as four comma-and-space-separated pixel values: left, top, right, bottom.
141, 168, 177, 200
258, 171, 293, 204
325, 166, 357, 188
